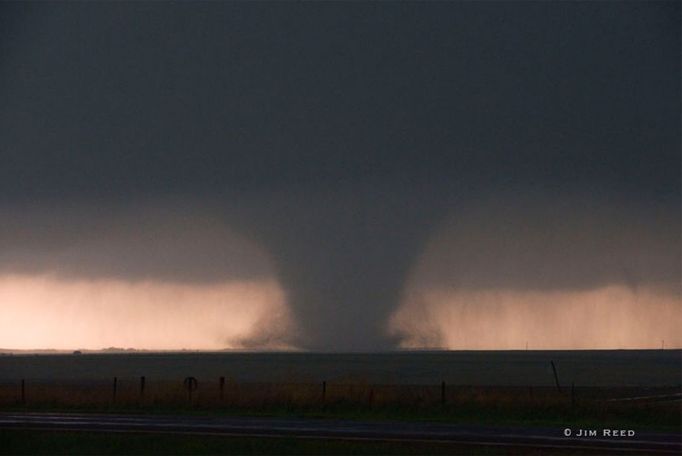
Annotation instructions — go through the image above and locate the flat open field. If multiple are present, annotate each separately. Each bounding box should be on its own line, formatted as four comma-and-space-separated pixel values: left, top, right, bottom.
0, 351, 679, 454
0, 350, 678, 428
0, 350, 680, 386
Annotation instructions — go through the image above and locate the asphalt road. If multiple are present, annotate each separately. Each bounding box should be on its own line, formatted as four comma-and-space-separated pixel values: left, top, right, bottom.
0, 412, 680, 454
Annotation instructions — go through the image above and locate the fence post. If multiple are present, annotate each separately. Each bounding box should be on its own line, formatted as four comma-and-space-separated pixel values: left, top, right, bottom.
550, 361, 562, 393
140, 376, 146, 399
219, 376, 225, 400
184, 377, 198, 405
113, 377, 117, 403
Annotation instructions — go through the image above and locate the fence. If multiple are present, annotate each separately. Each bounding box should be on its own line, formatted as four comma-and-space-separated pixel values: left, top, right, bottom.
3, 378, 674, 411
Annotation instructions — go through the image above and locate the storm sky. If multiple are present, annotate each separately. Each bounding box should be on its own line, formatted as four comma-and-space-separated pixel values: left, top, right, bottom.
0, 1, 679, 350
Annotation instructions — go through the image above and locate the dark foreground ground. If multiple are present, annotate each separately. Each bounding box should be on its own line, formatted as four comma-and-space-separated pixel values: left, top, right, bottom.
1, 350, 680, 386
0, 430, 621, 455
0, 412, 680, 455
0, 351, 679, 454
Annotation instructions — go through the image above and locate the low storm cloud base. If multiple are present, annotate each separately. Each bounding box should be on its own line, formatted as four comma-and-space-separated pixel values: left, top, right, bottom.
0, 195, 678, 350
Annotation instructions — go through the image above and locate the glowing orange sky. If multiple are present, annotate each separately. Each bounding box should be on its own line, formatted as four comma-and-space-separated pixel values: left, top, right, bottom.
390, 285, 682, 350
1, 273, 679, 350
0, 274, 292, 350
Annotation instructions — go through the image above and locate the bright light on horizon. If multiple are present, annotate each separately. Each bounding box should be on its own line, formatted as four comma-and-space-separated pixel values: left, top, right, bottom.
1, 277, 680, 351
0, 274, 293, 350
391, 284, 682, 350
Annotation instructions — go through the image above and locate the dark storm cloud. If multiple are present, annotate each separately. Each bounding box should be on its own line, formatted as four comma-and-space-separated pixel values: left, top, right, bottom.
0, 202, 274, 283
0, 2, 679, 350
411, 194, 681, 294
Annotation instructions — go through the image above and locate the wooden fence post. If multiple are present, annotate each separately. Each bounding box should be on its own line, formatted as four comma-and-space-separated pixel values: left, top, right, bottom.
140, 376, 146, 399
550, 361, 562, 393
183, 377, 198, 404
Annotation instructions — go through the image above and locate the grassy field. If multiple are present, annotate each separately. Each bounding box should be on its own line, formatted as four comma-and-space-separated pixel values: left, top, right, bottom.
0, 351, 679, 429
1, 383, 679, 430
0, 353, 680, 431
1, 350, 680, 386
0, 351, 679, 454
